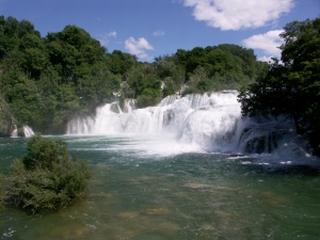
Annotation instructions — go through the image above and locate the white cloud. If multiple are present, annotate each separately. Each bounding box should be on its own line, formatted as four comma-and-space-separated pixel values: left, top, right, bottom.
98, 31, 117, 46
153, 30, 165, 36
124, 37, 154, 59
242, 30, 284, 59
182, 0, 294, 30
258, 56, 274, 63
108, 31, 117, 37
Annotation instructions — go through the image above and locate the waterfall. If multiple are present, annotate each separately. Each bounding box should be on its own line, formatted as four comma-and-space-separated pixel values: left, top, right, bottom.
23, 125, 35, 137
122, 99, 137, 113
10, 124, 35, 138
67, 93, 240, 136
10, 123, 18, 138
66, 92, 310, 156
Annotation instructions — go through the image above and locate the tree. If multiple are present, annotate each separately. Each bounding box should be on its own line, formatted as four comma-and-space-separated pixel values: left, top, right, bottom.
239, 18, 320, 137
22, 48, 48, 78
6, 134, 92, 212
279, 18, 320, 132
17, 20, 40, 38
108, 50, 137, 75
137, 88, 161, 108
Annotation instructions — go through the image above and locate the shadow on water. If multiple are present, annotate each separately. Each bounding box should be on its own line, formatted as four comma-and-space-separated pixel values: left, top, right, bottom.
237, 160, 320, 177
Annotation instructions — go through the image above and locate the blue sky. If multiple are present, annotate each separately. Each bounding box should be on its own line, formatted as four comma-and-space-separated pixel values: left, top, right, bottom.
0, 0, 319, 62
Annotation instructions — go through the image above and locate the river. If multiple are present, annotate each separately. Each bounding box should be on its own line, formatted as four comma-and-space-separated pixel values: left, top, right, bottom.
1, 92, 320, 239
0, 134, 320, 239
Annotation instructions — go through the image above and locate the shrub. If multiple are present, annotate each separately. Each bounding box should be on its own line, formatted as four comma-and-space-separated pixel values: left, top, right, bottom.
136, 88, 161, 108
7, 133, 92, 213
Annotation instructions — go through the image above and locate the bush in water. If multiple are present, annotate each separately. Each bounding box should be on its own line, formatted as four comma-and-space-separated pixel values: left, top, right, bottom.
6, 133, 92, 213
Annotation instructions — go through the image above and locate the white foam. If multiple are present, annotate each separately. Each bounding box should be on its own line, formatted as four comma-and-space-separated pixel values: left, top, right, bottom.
66, 92, 318, 164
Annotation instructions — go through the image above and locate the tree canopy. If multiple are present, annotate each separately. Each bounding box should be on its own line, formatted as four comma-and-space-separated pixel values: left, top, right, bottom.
0, 15, 266, 135
238, 18, 320, 153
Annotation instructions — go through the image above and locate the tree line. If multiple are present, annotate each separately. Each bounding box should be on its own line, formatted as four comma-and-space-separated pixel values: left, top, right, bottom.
0, 15, 267, 135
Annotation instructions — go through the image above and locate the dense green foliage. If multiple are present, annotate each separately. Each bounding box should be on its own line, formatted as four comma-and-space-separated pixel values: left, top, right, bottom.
0, 15, 266, 135
0, 16, 122, 134
154, 45, 267, 97
239, 18, 320, 153
0, 94, 15, 136
5, 134, 92, 212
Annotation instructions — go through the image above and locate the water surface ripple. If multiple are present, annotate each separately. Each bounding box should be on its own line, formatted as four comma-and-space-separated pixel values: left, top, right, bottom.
0, 136, 320, 239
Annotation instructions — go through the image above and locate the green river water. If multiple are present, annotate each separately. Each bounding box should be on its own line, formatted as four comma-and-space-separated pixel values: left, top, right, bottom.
0, 135, 320, 239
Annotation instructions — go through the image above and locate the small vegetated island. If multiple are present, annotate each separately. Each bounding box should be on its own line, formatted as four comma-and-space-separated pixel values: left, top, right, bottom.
0, 16, 319, 212
1, 133, 92, 212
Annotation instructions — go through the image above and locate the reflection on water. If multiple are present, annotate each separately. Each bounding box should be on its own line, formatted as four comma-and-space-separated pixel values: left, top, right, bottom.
0, 136, 320, 239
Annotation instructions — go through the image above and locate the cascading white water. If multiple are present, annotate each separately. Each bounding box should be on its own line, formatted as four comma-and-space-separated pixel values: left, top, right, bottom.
23, 125, 35, 137
10, 124, 35, 138
67, 92, 243, 150
66, 92, 313, 157
10, 123, 18, 138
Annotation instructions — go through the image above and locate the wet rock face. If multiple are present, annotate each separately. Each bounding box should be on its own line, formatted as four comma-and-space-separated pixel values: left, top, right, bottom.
240, 127, 281, 154
0, 121, 15, 137
244, 133, 279, 154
